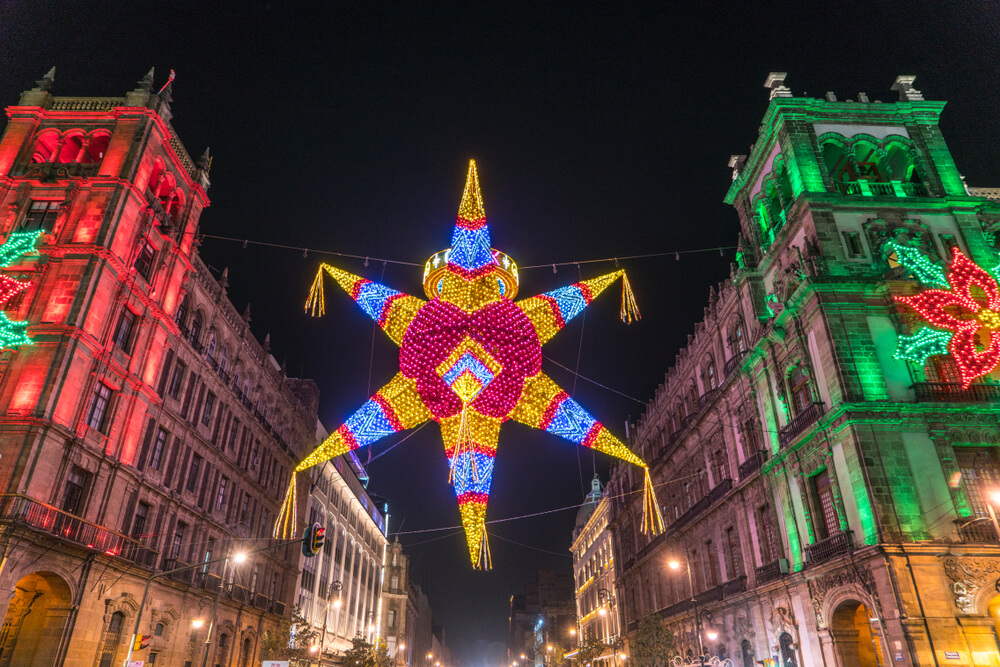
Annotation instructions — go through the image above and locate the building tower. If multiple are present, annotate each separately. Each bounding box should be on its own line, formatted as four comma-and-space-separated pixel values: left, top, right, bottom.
608, 74, 1000, 667
0, 71, 315, 667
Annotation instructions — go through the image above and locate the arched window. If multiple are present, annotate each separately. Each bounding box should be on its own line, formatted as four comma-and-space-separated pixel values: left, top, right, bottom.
57, 132, 84, 164
232, 365, 241, 390
732, 320, 746, 355
190, 311, 203, 343
97, 611, 126, 667
154, 622, 165, 636
242, 377, 251, 398
167, 189, 184, 224
84, 132, 111, 164
175, 297, 189, 328
206, 331, 217, 359
219, 346, 229, 374
147, 159, 165, 195
157, 173, 176, 207
239, 637, 252, 667
705, 358, 718, 390
31, 131, 60, 163
789, 366, 812, 414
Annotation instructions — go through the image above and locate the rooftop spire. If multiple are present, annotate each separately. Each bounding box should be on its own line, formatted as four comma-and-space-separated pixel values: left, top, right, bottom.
458, 159, 486, 224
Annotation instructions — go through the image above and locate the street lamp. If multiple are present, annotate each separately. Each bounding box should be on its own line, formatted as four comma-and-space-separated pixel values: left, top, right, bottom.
192, 619, 205, 629
667, 557, 713, 667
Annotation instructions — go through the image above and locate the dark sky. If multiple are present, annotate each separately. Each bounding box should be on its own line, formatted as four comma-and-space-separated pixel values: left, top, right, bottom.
2, 1, 998, 663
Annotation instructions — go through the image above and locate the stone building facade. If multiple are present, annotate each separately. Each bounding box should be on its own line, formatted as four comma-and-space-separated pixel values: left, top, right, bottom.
509, 570, 576, 667
0, 70, 317, 666
380, 540, 425, 667
570, 476, 620, 663
295, 442, 389, 665
607, 74, 1000, 667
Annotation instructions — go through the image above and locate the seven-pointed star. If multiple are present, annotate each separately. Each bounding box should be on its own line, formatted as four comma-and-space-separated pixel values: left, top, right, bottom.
276, 162, 663, 567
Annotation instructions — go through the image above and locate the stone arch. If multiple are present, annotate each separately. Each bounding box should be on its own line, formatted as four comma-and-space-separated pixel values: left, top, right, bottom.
828, 598, 885, 667
0, 571, 73, 667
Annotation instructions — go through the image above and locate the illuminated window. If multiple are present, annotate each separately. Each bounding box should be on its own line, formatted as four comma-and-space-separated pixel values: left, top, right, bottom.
955, 448, 1000, 520
87, 382, 114, 432
706, 360, 717, 390
113, 308, 137, 352
30, 132, 59, 163
22, 200, 59, 232
134, 239, 156, 280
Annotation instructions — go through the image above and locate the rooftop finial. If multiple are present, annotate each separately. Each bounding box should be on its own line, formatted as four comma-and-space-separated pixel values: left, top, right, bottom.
764, 72, 792, 99
34, 67, 55, 92
198, 147, 212, 172
139, 67, 155, 92
891, 75, 924, 102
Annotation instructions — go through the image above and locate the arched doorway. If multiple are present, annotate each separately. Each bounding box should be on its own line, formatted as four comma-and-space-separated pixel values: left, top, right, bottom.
779, 632, 797, 667
0, 571, 72, 667
740, 639, 754, 667
830, 600, 885, 667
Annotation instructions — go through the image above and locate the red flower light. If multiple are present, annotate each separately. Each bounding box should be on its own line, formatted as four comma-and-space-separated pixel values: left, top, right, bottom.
896, 248, 1000, 388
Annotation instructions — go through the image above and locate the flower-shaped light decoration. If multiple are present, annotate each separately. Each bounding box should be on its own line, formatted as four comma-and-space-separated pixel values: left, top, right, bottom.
275, 161, 664, 568
892, 241, 1000, 388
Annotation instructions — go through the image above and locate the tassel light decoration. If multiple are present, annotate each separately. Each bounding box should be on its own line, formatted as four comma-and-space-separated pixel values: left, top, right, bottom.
641, 468, 665, 535
620, 272, 641, 324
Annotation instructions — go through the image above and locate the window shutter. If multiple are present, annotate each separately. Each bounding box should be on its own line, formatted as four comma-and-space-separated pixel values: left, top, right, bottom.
157, 349, 174, 396
136, 418, 157, 471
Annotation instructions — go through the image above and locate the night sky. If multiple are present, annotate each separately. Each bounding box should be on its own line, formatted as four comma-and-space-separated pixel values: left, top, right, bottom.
2, 2, 998, 663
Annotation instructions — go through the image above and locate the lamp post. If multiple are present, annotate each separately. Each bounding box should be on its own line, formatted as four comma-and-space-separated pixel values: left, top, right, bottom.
668, 558, 712, 667
596, 590, 621, 667
198, 550, 248, 667
318, 580, 343, 665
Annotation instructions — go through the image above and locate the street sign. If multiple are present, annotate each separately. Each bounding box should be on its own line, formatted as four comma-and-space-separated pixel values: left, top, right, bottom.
262, 662, 289, 667
127, 661, 144, 667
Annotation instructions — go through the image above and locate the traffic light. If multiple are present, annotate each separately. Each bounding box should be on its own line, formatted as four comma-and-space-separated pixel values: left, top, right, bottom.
302, 522, 325, 557
133, 634, 150, 651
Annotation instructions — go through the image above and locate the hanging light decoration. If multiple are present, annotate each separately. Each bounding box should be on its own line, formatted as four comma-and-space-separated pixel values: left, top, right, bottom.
276, 161, 664, 567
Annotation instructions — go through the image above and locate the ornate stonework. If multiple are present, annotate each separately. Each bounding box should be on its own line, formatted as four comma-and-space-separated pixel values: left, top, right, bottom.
942, 557, 1000, 613
807, 565, 879, 628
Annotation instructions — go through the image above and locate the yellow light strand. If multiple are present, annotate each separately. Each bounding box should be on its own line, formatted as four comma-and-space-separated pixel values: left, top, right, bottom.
477, 524, 492, 570
306, 266, 326, 316
620, 272, 641, 324
640, 468, 665, 535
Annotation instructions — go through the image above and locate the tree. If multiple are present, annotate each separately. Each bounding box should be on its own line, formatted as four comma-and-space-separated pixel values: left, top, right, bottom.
630, 612, 675, 667
341, 633, 392, 667
574, 629, 606, 667
259, 606, 321, 665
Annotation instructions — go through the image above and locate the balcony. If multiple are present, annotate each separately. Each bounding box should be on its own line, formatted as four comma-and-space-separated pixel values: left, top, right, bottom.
913, 382, 1000, 403
834, 180, 929, 198
672, 479, 732, 531
0, 494, 158, 567
805, 530, 853, 566
738, 451, 768, 481
779, 402, 823, 447
754, 559, 787, 585
724, 351, 747, 377
722, 576, 747, 596
697, 388, 720, 411
956, 517, 999, 543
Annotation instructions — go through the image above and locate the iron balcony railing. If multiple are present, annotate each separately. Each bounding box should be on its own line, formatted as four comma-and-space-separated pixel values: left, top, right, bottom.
0, 494, 158, 567
956, 517, 999, 543
724, 350, 747, 377
697, 388, 721, 411
754, 559, 787, 586
738, 450, 768, 481
779, 402, 823, 447
913, 382, 1000, 403
805, 530, 853, 566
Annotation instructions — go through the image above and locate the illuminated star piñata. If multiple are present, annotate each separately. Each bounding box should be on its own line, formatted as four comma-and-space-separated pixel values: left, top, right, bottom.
275, 161, 664, 568
0, 231, 40, 350
890, 240, 1000, 388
